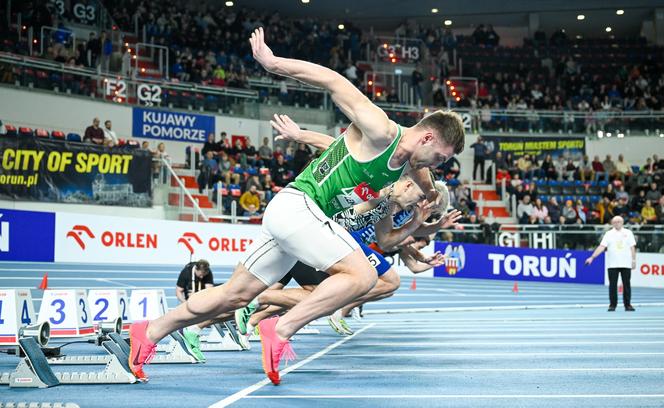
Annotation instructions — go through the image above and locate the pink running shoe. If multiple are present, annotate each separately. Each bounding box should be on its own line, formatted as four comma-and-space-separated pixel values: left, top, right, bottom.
258, 316, 296, 385
128, 321, 157, 382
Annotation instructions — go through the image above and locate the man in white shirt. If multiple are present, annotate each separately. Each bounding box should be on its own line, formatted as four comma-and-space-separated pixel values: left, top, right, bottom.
585, 216, 636, 311
103, 120, 118, 146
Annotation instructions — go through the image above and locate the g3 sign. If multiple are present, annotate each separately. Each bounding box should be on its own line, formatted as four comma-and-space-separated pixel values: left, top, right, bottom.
377, 44, 420, 62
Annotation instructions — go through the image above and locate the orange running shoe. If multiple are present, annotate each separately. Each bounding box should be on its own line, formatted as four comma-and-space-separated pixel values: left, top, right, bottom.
128, 321, 157, 382
258, 316, 296, 385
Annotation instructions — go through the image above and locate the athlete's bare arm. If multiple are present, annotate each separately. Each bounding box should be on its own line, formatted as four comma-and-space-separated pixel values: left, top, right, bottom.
250, 27, 392, 146
271, 114, 334, 150
374, 202, 432, 251
414, 209, 463, 236
400, 245, 445, 273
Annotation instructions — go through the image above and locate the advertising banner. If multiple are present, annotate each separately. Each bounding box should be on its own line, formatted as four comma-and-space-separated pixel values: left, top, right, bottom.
0, 138, 152, 207
616, 253, 664, 289
0, 208, 55, 262
433, 242, 604, 284
55, 212, 260, 266
482, 135, 586, 162
132, 107, 214, 143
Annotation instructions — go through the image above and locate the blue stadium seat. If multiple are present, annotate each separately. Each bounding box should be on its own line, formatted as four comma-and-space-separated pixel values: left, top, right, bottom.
574, 180, 583, 186
540, 195, 549, 202
66, 133, 82, 142
598, 181, 608, 187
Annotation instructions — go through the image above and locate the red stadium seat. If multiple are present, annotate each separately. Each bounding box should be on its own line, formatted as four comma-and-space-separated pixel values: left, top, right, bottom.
35, 128, 49, 138
18, 127, 34, 137
4, 124, 17, 136
51, 130, 65, 140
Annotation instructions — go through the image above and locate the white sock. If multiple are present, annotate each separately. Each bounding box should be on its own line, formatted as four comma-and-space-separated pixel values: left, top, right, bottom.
246, 323, 255, 335
187, 324, 202, 334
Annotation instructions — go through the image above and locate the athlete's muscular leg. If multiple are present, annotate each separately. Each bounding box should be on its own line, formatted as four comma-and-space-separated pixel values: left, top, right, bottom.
250, 285, 317, 327
342, 268, 400, 315
146, 264, 267, 343
275, 249, 376, 339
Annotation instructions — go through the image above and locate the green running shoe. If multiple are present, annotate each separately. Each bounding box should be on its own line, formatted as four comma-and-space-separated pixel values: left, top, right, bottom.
339, 318, 354, 335
327, 315, 346, 336
234, 301, 258, 335
183, 329, 206, 362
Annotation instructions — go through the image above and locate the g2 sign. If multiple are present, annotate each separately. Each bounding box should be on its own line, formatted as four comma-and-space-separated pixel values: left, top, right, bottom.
137, 84, 162, 106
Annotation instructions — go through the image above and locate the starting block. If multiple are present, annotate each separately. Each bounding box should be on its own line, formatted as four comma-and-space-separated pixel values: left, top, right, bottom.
88, 290, 130, 332
37, 290, 94, 337
0, 336, 136, 388
200, 322, 247, 351
129, 289, 167, 321
117, 331, 198, 364
0, 290, 39, 346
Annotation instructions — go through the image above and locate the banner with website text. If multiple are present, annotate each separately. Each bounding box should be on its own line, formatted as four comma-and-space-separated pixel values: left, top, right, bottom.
482, 135, 586, 162
0, 138, 152, 207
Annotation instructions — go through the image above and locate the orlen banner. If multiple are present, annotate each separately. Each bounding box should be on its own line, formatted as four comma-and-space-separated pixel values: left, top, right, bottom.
623, 253, 664, 289
55, 212, 260, 265
433, 242, 604, 284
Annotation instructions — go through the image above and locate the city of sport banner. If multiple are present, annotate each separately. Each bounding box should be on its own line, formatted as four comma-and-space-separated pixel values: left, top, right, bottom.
0, 138, 152, 207
482, 135, 586, 162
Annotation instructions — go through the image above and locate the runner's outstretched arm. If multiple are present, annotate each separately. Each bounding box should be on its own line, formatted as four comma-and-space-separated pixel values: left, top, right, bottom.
270, 114, 334, 150
250, 27, 391, 143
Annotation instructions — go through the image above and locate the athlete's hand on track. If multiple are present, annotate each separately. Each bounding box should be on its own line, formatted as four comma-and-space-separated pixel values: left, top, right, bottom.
271, 114, 301, 142
439, 209, 463, 229
249, 27, 278, 72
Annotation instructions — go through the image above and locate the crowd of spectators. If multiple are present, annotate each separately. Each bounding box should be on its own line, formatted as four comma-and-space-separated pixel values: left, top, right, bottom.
194, 131, 315, 216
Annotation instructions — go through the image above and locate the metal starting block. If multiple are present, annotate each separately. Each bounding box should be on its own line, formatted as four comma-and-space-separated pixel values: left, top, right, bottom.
0, 337, 136, 388
0, 403, 80, 408
200, 322, 248, 351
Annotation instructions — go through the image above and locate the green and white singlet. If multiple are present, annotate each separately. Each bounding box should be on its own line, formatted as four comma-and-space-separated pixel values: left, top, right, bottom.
292, 125, 407, 217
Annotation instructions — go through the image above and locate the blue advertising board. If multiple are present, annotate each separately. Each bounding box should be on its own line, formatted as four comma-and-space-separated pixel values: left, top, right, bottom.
434, 242, 604, 284
0, 209, 55, 262
132, 107, 214, 143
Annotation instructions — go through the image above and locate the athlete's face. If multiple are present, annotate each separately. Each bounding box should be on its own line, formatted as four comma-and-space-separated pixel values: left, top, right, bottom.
394, 180, 426, 210
411, 132, 455, 169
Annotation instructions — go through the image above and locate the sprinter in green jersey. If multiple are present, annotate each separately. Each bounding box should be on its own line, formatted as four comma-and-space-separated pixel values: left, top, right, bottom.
127, 27, 465, 385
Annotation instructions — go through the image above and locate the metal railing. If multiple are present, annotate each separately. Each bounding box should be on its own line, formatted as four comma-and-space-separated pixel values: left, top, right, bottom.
160, 157, 208, 222
437, 223, 664, 253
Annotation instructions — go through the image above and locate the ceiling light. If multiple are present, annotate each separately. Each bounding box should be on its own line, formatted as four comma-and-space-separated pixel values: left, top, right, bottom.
444, 20, 452, 26
338, 24, 345, 30
597, 131, 603, 138
577, 14, 585, 20
431, 8, 438, 13
576, 35, 582, 39
605, 26, 612, 32
301, 0, 310, 3
616, 9, 624, 15
225, 1, 233, 6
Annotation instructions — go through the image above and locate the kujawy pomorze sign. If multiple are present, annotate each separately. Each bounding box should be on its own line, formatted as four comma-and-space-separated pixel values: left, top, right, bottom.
0, 138, 152, 207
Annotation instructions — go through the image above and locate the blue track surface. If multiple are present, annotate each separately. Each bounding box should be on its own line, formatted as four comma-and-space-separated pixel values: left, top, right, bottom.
1, 262, 663, 407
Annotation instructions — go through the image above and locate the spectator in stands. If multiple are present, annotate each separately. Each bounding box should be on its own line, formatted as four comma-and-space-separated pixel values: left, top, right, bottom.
517, 194, 534, 224
615, 154, 632, 181
83, 117, 105, 145
603, 155, 617, 181
531, 198, 548, 223
457, 198, 472, 216
646, 182, 662, 203
641, 200, 657, 224
631, 189, 647, 211
244, 139, 258, 166
656, 197, 664, 224
411, 65, 424, 105
100, 31, 112, 72
438, 156, 461, 180
243, 204, 262, 218
603, 183, 616, 201
292, 143, 312, 174
547, 197, 561, 221
197, 151, 220, 194
576, 199, 588, 223
592, 155, 607, 182
258, 137, 273, 166
219, 151, 240, 185
86, 32, 101, 68
613, 197, 630, 218
271, 154, 290, 187
578, 155, 594, 183
597, 197, 615, 224
262, 173, 275, 201
485, 25, 500, 47
239, 185, 261, 214
470, 136, 489, 182
554, 155, 567, 181
141, 141, 150, 150
202, 133, 219, 157
616, 185, 629, 202
103, 120, 118, 147
564, 159, 577, 181
562, 199, 578, 224
494, 151, 507, 171
540, 154, 557, 180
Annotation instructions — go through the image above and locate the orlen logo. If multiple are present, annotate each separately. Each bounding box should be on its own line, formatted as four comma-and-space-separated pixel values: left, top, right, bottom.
177, 232, 254, 254
178, 232, 203, 254
66, 225, 95, 250
0, 214, 8, 252
640, 263, 663, 277
442, 245, 466, 275
67, 225, 157, 250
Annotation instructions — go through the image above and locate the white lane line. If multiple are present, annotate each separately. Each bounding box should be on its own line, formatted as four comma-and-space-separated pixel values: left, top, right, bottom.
295, 367, 664, 373
208, 323, 375, 408
243, 394, 664, 399
364, 303, 664, 314
353, 341, 664, 346
324, 352, 664, 358
95, 278, 133, 288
